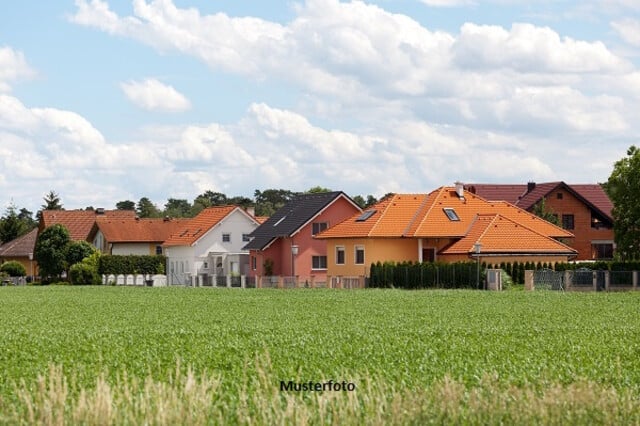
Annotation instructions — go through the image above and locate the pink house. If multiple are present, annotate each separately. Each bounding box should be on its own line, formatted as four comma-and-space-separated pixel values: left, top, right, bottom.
243, 191, 361, 285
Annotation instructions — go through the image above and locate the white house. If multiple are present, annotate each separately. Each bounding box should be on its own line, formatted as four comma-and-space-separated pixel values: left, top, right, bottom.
163, 206, 261, 286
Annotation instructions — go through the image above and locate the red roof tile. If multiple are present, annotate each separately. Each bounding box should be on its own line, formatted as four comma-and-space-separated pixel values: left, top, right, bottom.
164, 206, 250, 247
41, 209, 136, 241
97, 218, 189, 243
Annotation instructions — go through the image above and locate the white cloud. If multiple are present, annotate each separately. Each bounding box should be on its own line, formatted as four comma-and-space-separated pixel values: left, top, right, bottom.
611, 19, 640, 47
120, 78, 191, 112
0, 47, 36, 92
420, 0, 475, 7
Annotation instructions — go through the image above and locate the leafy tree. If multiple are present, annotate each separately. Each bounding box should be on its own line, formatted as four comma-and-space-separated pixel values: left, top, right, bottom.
136, 197, 161, 218
352, 195, 366, 209
65, 240, 96, 267
531, 197, 559, 226
605, 145, 640, 259
18, 208, 36, 231
164, 198, 192, 218
116, 200, 136, 210
34, 224, 70, 282
227, 196, 253, 208
0, 203, 27, 243
306, 186, 332, 193
41, 190, 63, 211
365, 195, 378, 207
0, 260, 26, 277
254, 189, 297, 217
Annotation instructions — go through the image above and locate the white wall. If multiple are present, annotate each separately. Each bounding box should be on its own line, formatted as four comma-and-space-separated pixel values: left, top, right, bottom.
111, 243, 151, 256
192, 209, 259, 257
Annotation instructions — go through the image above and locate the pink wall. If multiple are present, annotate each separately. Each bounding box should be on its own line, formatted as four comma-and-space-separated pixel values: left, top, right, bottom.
249, 196, 360, 282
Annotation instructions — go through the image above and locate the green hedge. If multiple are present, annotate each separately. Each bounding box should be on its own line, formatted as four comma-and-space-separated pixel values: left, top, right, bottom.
98, 255, 166, 275
369, 261, 484, 289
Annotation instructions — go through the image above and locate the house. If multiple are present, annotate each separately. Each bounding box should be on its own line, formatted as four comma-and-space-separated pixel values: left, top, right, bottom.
163, 206, 262, 285
94, 217, 188, 255
40, 209, 137, 244
464, 182, 614, 260
0, 228, 39, 277
316, 184, 576, 278
243, 191, 362, 284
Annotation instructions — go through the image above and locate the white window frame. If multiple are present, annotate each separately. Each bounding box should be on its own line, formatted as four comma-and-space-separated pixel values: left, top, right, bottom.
354, 246, 365, 265
312, 255, 328, 270
336, 246, 345, 265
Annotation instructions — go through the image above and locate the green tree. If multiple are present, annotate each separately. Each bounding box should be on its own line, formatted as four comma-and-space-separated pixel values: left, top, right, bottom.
41, 190, 63, 210
34, 224, 70, 282
306, 186, 332, 193
116, 200, 136, 210
254, 189, 297, 217
65, 240, 96, 267
0, 203, 27, 243
0, 260, 26, 277
164, 198, 192, 218
605, 145, 640, 259
136, 197, 161, 218
531, 197, 559, 226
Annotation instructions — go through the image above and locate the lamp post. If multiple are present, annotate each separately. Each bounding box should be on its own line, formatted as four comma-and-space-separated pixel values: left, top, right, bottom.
473, 243, 482, 290
291, 244, 299, 282
28, 252, 34, 281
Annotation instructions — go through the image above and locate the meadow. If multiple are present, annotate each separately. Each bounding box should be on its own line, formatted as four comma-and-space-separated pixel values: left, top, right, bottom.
1, 287, 640, 424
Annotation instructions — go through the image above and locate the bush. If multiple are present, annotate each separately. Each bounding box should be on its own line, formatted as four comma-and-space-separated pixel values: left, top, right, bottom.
98, 255, 166, 275
0, 260, 26, 277
69, 263, 101, 285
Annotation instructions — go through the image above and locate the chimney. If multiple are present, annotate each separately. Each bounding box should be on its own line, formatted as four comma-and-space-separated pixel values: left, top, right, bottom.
95, 207, 105, 215
454, 181, 465, 199
527, 182, 536, 193
245, 206, 256, 217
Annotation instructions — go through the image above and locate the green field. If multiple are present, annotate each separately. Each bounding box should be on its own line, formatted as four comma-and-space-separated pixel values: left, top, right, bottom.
1, 287, 640, 424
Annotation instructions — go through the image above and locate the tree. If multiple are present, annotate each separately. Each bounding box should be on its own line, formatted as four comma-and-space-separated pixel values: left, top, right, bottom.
531, 197, 559, 226
254, 189, 297, 217
306, 186, 332, 193
0, 203, 27, 243
41, 190, 63, 211
34, 224, 70, 282
136, 197, 161, 218
116, 200, 136, 210
164, 198, 192, 218
605, 145, 640, 259
0, 260, 26, 277
65, 240, 96, 268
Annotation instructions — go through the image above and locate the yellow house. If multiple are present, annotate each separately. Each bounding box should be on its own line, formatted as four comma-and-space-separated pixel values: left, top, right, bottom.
0, 228, 38, 278
316, 184, 577, 278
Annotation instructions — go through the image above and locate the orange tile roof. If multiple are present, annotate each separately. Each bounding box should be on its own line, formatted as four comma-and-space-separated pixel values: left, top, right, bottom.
440, 214, 576, 255
317, 186, 574, 241
97, 217, 189, 243
163, 206, 244, 247
41, 209, 136, 241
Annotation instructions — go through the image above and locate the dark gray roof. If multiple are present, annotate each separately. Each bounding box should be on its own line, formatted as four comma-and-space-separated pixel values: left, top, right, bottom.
243, 191, 350, 250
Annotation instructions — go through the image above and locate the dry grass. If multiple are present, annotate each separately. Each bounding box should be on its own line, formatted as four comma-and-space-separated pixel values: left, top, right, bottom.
2, 358, 640, 426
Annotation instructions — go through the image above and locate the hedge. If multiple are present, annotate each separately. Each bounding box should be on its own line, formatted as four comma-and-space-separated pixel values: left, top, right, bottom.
368, 261, 484, 289
98, 255, 166, 275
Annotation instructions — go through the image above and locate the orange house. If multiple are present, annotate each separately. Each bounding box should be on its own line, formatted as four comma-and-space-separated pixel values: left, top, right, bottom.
464, 182, 614, 260
243, 191, 361, 283
0, 228, 39, 278
316, 184, 577, 278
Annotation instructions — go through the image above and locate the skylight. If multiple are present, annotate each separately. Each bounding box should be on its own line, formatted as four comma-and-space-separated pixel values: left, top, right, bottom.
443, 208, 460, 221
356, 210, 377, 222
273, 215, 287, 227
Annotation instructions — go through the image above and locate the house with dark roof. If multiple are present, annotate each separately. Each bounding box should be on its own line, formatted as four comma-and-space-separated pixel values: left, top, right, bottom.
316, 184, 576, 279
0, 228, 39, 277
94, 217, 188, 255
464, 182, 614, 260
243, 191, 362, 284
163, 206, 261, 285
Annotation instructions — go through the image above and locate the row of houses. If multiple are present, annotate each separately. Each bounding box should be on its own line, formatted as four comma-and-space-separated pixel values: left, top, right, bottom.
0, 181, 614, 285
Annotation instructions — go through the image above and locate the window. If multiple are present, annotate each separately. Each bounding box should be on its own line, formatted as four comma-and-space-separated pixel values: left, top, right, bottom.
222, 233, 231, 242
312, 256, 328, 270
355, 246, 365, 265
443, 208, 460, 221
251, 256, 257, 270
422, 248, 435, 263
242, 233, 251, 242
336, 246, 345, 265
312, 222, 328, 235
562, 214, 574, 230
557, 192, 563, 200
592, 243, 614, 259
356, 210, 377, 222
203, 262, 209, 269
155, 245, 163, 255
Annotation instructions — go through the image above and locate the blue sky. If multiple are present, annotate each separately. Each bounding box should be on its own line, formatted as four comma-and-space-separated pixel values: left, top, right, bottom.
1, 0, 639, 213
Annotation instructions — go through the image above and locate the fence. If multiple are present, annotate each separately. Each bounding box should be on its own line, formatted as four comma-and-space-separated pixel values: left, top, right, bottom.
527, 269, 639, 291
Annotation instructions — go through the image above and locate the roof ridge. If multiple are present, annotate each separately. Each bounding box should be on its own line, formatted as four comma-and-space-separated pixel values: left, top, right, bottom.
368, 195, 396, 237
485, 213, 577, 253
402, 194, 432, 237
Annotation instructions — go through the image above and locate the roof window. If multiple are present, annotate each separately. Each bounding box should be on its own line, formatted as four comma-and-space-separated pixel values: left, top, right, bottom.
273, 215, 287, 227
356, 210, 377, 222
443, 208, 460, 221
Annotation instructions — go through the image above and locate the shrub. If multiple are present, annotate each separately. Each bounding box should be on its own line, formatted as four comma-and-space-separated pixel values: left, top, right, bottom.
69, 263, 101, 285
0, 260, 26, 277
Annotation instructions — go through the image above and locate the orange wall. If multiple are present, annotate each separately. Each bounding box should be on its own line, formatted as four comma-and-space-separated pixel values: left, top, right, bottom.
326, 238, 420, 277
0, 257, 38, 277
543, 189, 614, 260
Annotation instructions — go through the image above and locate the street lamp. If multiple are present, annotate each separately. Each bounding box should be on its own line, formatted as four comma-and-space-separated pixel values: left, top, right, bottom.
473, 243, 482, 289
291, 245, 299, 280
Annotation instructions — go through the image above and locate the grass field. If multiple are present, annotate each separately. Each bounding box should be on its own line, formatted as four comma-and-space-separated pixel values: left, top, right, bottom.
1, 287, 640, 424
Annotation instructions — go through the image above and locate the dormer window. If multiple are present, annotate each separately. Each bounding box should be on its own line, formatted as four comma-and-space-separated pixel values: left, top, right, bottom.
443, 208, 460, 221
